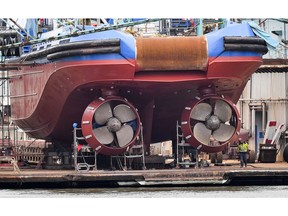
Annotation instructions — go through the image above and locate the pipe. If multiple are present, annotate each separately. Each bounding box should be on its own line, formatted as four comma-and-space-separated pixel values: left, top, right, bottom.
255, 124, 258, 155
251, 108, 256, 138
262, 102, 266, 132
240, 97, 244, 128
284, 22, 287, 58
196, 19, 203, 36
239, 98, 288, 102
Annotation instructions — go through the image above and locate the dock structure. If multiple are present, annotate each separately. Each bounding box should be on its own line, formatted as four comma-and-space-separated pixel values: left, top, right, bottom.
1, 161, 288, 188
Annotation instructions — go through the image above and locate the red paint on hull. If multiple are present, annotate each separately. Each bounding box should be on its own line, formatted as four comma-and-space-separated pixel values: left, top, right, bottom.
10, 55, 262, 151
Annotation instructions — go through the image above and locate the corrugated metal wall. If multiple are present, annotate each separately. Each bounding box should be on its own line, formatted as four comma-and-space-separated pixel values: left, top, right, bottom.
252, 73, 286, 99
237, 71, 288, 161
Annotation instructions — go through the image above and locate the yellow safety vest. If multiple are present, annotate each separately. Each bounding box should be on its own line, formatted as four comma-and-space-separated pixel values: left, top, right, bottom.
238, 142, 249, 152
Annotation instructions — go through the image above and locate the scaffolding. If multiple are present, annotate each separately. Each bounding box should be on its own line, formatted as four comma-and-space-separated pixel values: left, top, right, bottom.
0, 62, 14, 146
0, 63, 45, 166
73, 124, 146, 171
176, 121, 199, 168
0, 18, 163, 52
0, 54, 20, 168
73, 126, 97, 172
110, 126, 146, 170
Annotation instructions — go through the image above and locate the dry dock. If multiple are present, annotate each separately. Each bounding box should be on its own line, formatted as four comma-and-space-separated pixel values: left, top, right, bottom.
1, 161, 288, 188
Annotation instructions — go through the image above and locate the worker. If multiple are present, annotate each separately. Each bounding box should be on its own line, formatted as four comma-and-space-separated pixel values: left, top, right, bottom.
11, 157, 21, 173
238, 138, 249, 168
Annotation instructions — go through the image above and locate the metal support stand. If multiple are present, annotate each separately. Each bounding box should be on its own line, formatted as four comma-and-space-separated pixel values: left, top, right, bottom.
73, 124, 97, 172
125, 125, 146, 170
110, 155, 124, 170
110, 125, 146, 170
176, 121, 199, 168
73, 127, 78, 171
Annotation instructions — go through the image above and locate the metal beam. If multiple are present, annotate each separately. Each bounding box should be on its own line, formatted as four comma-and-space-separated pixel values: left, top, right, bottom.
8, 18, 36, 40
0, 18, 23, 39
0, 18, 163, 51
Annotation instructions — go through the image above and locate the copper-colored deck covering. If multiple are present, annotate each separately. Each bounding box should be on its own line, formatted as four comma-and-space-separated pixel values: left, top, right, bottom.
135, 36, 208, 71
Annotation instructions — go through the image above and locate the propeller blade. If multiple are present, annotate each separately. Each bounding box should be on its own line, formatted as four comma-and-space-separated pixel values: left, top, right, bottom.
214, 100, 232, 123
113, 104, 137, 123
116, 124, 134, 147
126, 119, 137, 132
93, 126, 114, 145
190, 103, 212, 121
213, 123, 235, 142
94, 102, 113, 125
193, 122, 212, 145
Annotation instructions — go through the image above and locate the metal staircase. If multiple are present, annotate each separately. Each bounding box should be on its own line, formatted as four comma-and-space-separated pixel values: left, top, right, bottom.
176, 121, 199, 168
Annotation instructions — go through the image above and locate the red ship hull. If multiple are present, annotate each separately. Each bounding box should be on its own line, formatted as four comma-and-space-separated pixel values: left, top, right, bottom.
8, 23, 267, 155
10, 56, 262, 149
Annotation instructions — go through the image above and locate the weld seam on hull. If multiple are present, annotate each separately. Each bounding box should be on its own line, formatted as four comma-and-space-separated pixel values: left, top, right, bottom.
10, 92, 37, 98
9, 70, 44, 78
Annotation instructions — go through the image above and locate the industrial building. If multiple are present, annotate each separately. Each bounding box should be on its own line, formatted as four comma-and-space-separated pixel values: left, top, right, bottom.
236, 19, 288, 162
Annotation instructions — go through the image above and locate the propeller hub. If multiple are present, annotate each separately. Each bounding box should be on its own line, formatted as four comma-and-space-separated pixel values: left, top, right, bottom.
205, 115, 220, 130
107, 117, 121, 132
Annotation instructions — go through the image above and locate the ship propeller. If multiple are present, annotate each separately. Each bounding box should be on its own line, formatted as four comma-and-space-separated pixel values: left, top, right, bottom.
93, 102, 137, 147
181, 95, 240, 153
191, 99, 235, 145
81, 96, 141, 156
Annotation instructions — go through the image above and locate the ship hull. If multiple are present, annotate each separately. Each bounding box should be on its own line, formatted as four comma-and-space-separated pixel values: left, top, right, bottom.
10, 56, 262, 141
9, 22, 266, 153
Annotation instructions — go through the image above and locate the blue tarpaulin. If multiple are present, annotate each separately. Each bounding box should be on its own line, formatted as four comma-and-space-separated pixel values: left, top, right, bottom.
25, 19, 38, 38
248, 21, 279, 50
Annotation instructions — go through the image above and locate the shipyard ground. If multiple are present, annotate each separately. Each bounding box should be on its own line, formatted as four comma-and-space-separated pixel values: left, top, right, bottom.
1, 160, 288, 188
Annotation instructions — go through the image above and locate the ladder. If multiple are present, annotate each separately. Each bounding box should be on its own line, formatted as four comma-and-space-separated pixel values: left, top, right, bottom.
73, 126, 97, 172
35, 154, 45, 169
176, 121, 199, 168
110, 125, 146, 170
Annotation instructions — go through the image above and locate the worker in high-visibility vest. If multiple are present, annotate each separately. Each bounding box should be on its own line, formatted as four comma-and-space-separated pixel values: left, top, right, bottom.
238, 138, 249, 168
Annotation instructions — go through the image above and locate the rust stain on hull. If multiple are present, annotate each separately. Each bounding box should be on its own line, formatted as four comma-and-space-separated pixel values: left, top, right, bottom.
136, 36, 208, 71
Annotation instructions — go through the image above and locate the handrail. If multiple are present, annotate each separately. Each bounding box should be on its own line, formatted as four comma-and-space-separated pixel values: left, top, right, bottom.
0, 18, 163, 51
